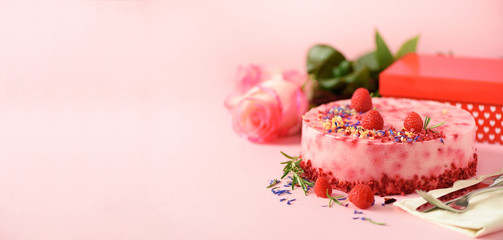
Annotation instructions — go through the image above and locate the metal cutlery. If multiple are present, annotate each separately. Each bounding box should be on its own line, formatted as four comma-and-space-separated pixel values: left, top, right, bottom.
416, 173, 503, 213
446, 184, 503, 212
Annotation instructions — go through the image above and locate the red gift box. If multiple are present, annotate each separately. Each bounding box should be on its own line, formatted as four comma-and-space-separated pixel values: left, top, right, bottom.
380, 53, 503, 144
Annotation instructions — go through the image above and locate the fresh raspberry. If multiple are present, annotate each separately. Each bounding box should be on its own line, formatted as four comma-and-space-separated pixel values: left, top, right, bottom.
314, 177, 332, 198
350, 88, 372, 113
361, 109, 384, 130
348, 184, 375, 209
404, 111, 423, 132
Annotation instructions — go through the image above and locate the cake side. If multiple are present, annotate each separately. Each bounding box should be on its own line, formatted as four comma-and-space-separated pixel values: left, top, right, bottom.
300, 97, 477, 196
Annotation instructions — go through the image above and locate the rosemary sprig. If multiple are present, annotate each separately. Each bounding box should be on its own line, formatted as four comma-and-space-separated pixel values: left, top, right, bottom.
266, 179, 280, 188
423, 116, 445, 131
327, 190, 346, 207
280, 151, 314, 196
362, 217, 386, 225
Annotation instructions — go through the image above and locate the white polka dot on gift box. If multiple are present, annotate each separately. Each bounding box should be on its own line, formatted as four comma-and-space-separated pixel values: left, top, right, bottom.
449, 101, 503, 144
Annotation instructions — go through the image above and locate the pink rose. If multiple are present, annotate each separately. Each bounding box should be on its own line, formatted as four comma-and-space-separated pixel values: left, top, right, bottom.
225, 65, 309, 143
225, 64, 270, 109
235, 64, 269, 94
282, 69, 306, 86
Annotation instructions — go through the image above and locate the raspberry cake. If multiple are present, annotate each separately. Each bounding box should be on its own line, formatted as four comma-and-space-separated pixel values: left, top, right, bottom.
300, 96, 477, 196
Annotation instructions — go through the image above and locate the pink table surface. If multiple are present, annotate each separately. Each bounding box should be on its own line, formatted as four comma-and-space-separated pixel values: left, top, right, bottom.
1, 1, 503, 239
1, 90, 502, 240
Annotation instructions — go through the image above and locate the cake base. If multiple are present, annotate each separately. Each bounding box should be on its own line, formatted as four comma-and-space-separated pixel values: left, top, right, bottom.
300, 153, 478, 196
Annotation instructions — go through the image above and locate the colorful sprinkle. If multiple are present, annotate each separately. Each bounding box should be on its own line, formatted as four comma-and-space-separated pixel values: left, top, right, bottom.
271, 188, 292, 196
320, 104, 445, 144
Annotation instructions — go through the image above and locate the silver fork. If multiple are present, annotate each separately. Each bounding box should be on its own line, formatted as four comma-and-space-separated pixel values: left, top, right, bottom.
417, 177, 503, 213
445, 181, 503, 212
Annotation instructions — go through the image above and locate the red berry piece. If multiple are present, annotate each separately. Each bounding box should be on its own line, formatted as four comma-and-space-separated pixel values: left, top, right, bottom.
348, 184, 374, 209
361, 109, 384, 130
314, 177, 332, 198
350, 88, 372, 113
404, 111, 423, 132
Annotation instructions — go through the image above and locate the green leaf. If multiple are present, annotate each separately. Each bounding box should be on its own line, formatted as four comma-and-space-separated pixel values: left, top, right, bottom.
319, 61, 370, 93
298, 177, 307, 195
306, 44, 346, 78
345, 66, 370, 84
354, 51, 379, 71
423, 116, 444, 130
395, 35, 419, 60
340, 67, 371, 96
281, 170, 289, 179
327, 191, 344, 207
423, 116, 431, 129
318, 77, 345, 91
363, 217, 386, 225
280, 151, 296, 160
294, 159, 302, 167
375, 31, 394, 70
266, 179, 279, 188
428, 122, 445, 129
354, 52, 380, 93
291, 177, 298, 189
281, 162, 291, 172
333, 60, 352, 77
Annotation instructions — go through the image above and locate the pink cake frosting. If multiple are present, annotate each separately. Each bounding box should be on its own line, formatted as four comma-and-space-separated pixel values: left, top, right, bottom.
300, 97, 477, 196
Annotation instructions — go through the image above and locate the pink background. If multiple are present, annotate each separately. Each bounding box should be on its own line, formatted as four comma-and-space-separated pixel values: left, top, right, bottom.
0, 1, 502, 239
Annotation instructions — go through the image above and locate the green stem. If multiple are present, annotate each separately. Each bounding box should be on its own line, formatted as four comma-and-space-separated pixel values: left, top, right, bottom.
266, 179, 279, 188
364, 217, 386, 225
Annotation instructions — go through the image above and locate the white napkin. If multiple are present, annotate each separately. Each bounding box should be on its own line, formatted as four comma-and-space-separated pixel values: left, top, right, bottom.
395, 169, 503, 238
